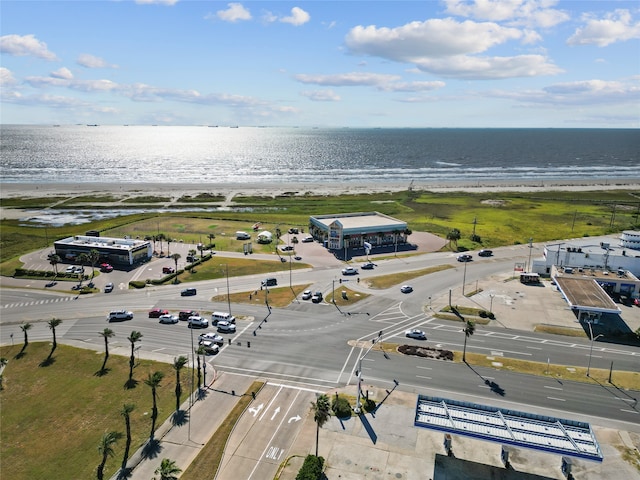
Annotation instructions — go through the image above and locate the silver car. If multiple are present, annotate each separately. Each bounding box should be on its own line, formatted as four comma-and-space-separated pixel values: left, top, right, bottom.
158, 314, 179, 324
217, 321, 236, 333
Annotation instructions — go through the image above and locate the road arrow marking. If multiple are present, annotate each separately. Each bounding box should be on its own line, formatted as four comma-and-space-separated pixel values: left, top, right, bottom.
249, 403, 264, 417
288, 415, 301, 423
271, 406, 281, 420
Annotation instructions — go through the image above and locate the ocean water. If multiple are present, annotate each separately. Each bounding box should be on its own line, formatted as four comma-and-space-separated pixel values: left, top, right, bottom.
1, 125, 639, 185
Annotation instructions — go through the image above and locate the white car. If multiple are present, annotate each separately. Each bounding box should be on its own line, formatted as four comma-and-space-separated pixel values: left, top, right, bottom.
400, 285, 413, 293
199, 341, 220, 355
217, 321, 236, 333
108, 310, 134, 322
65, 265, 75, 273
341, 267, 358, 276
158, 314, 179, 324
188, 316, 209, 328
301, 290, 312, 300
301, 236, 314, 243
405, 329, 426, 340
199, 332, 225, 346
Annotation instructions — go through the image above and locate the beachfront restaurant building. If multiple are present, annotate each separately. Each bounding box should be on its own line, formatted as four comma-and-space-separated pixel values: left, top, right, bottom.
53, 235, 152, 267
309, 212, 408, 251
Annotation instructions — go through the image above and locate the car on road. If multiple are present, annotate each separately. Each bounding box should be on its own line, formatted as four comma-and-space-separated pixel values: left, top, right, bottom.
187, 315, 208, 328
148, 308, 169, 318
198, 332, 225, 346
179, 310, 198, 321
217, 321, 236, 333
108, 310, 134, 322
262, 277, 277, 287
181, 288, 197, 296
400, 285, 413, 293
478, 250, 493, 257
361, 262, 376, 270
280, 245, 294, 251
405, 329, 426, 340
100, 263, 114, 272
341, 267, 358, 275
311, 291, 323, 303
163, 266, 175, 274
301, 290, 312, 300
104, 282, 114, 293
199, 341, 220, 355
158, 314, 179, 324
457, 254, 473, 262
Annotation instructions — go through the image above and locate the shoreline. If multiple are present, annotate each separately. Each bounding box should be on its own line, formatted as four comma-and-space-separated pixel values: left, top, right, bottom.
2, 178, 640, 199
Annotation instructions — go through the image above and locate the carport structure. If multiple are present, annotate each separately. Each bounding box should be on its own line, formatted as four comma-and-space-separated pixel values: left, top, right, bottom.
414, 395, 602, 473
554, 276, 621, 322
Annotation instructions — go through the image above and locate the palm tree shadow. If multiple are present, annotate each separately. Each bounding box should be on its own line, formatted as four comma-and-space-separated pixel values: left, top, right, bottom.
465, 363, 506, 396
172, 410, 189, 426
196, 388, 209, 401
116, 467, 132, 479
14, 349, 26, 360
39, 356, 56, 367
94, 367, 111, 377
124, 379, 138, 390
141, 438, 162, 459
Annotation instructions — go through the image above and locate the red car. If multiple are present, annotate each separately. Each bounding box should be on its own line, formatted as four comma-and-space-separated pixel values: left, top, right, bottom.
100, 263, 113, 272
162, 266, 175, 274
148, 308, 169, 318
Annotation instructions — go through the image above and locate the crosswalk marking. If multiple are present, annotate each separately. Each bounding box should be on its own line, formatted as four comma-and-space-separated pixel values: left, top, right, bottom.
2, 297, 74, 309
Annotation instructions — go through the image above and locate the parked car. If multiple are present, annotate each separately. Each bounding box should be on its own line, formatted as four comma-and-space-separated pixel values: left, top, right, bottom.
400, 285, 413, 293
301, 290, 312, 300
187, 315, 208, 328
163, 266, 175, 274
405, 329, 426, 340
341, 267, 358, 276
108, 310, 133, 322
158, 314, 179, 324
199, 332, 225, 346
280, 245, 294, 251
301, 236, 314, 243
104, 282, 114, 293
100, 263, 114, 272
186, 255, 196, 262
181, 288, 197, 296
217, 321, 236, 333
361, 262, 376, 270
65, 265, 75, 273
73, 266, 84, 274
149, 308, 169, 318
199, 341, 220, 355
311, 291, 323, 303
179, 310, 198, 321
457, 254, 473, 262
211, 312, 235, 325
478, 250, 493, 257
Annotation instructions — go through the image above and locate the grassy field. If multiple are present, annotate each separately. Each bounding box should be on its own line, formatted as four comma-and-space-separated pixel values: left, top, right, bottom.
2, 189, 639, 273
0, 342, 189, 480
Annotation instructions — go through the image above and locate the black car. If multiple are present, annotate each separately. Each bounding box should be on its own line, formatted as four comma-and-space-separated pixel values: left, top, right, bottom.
181, 288, 197, 296
311, 291, 323, 303
457, 254, 473, 262
361, 262, 376, 270
478, 250, 493, 257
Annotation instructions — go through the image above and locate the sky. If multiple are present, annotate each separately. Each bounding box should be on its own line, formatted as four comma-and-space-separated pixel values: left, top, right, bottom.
1, 0, 639, 128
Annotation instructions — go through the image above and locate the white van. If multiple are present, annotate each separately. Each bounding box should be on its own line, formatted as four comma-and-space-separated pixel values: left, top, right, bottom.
236, 231, 251, 240
211, 311, 236, 325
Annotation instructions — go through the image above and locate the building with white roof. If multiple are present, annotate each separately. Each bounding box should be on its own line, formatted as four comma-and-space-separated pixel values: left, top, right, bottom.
54, 235, 152, 266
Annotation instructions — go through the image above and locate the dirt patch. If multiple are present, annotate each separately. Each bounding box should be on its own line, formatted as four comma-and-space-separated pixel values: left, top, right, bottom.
398, 344, 454, 360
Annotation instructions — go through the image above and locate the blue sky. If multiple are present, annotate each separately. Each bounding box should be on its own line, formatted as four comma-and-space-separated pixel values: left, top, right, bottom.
1, 0, 639, 127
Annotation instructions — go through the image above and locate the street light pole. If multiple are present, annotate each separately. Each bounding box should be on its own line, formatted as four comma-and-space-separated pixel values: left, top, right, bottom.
490, 294, 495, 313
527, 238, 533, 272
354, 331, 382, 414
462, 260, 468, 296
586, 321, 604, 377
223, 264, 231, 315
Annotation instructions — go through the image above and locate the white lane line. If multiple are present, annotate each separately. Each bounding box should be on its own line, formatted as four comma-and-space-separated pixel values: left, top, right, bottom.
416, 366, 432, 370
544, 386, 563, 390
416, 375, 432, 380
546, 397, 566, 402
620, 409, 639, 414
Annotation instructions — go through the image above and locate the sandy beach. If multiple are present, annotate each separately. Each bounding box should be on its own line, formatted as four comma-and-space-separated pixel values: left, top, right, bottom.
2, 178, 639, 200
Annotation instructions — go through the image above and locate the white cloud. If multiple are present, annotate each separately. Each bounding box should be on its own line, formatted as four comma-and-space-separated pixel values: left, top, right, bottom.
0, 34, 58, 61
280, 7, 310, 26
379, 81, 446, 92
414, 54, 562, 79
444, 0, 569, 28
294, 72, 401, 87
77, 54, 117, 69
51, 67, 73, 80
567, 9, 640, 47
0, 67, 17, 86
135, 0, 179, 5
300, 89, 341, 101
216, 3, 252, 23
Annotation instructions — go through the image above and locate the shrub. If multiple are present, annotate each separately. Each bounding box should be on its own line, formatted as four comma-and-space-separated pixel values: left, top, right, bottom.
479, 310, 487, 318
129, 280, 146, 289
296, 455, 324, 480
488, 312, 495, 320
470, 233, 482, 243
331, 394, 352, 418
363, 398, 376, 413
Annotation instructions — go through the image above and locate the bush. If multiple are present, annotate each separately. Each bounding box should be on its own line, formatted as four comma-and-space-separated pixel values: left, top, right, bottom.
363, 398, 376, 413
331, 394, 352, 418
479, 310, 487, 318
296, 455, 324, 480
129, 280, 146, 289
488, 312, 495, 320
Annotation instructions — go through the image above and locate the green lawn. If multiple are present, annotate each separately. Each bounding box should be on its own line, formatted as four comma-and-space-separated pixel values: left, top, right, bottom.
0, 342, 190, 480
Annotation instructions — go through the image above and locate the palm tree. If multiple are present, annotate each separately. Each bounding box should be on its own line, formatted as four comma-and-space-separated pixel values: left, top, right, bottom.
291, 236, 299, 250
310, 394, 331, 457
170, 253, 181, 284
127, 331, 143, 382
96, 430, 123, 480
47, 317, 62, 352
166, 237, 173, 256
99, 328, 115, 370
20, 322, 32, 348
156, 233, 166, 255
77, 252, 89, 280
446, 228, 461, 250
207, 233, 216, 252
154, 458, 182, 480
145, 371, 165, 437
195, 345, 206, 388
88, 249, 100, 279
48, 253, 61, 276
462, 320, 476, 362
172, 356, 188, 411
120, 403, 135, 471
188, 248, 197, 261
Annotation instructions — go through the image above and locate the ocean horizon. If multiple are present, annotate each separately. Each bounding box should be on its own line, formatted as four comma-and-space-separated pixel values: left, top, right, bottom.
1, 125, 639, 186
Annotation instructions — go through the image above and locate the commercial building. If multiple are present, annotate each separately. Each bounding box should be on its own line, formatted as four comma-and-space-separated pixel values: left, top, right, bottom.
308, 212, 408, 251
53, 235, 152, 267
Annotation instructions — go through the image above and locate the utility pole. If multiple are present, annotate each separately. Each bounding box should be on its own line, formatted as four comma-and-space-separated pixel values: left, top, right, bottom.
354, 331, 382, 414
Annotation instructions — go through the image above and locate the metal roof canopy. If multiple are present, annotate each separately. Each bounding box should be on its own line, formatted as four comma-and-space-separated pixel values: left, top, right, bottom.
414, 395, 603, 463
554, 276, 621, 314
